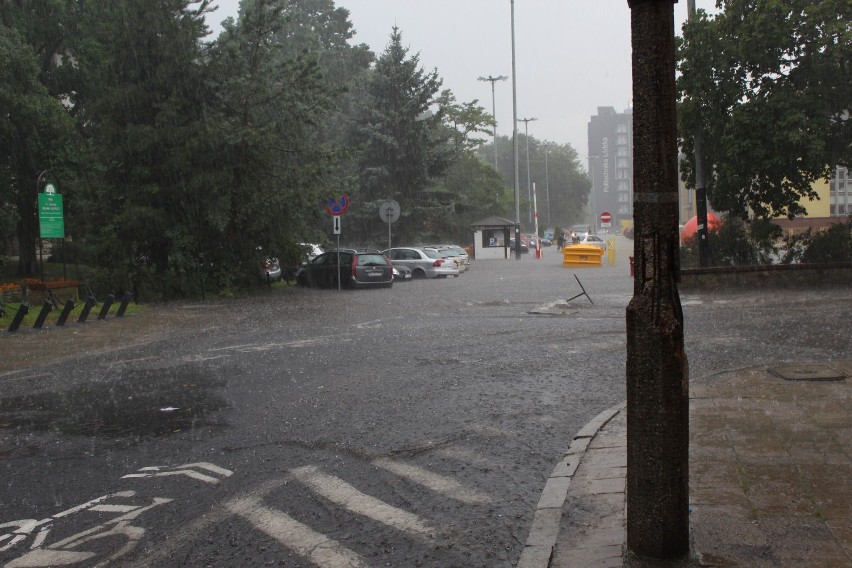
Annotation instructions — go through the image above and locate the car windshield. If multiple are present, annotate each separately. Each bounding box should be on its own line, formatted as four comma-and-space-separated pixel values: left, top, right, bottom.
423, 249, 443, 259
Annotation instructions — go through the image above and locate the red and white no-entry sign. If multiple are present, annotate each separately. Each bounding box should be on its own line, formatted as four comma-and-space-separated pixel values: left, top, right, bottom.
600, 211, 612, 224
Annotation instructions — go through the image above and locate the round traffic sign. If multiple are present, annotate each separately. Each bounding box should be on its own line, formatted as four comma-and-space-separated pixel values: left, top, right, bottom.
325, 194, 350, 215
600, 211, 612, 223
379, 200, 400, 223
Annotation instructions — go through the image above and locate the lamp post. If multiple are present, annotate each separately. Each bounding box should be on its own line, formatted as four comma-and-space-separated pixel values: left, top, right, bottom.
544, 143, 551, 227
478, 75, 508, 171
518, 117, 536, 224
510, 0, 521, 259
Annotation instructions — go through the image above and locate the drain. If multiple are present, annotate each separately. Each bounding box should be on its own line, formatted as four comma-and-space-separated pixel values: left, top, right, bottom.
769, 364, 847, 381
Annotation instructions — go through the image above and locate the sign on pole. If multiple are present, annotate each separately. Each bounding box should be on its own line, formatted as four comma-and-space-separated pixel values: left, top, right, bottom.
38, 190, 65, 238
333, 215, 341, 235
379, 200, 400, 253
600, 210, 612, 229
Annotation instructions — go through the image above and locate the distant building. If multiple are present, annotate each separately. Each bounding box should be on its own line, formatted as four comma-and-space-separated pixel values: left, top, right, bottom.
587, 106, 633, 234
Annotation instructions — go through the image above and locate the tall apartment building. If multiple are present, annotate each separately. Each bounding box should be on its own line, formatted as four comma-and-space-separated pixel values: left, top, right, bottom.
587, 106, 633, 233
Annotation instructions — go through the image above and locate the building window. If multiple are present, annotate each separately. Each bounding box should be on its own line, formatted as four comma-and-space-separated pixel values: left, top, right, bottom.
617, 123, 627, 133
482, 230, 505, 247
617, 134, 628, 145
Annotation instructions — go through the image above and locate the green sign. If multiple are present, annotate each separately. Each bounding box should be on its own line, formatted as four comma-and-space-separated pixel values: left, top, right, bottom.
38, 192, 65, 238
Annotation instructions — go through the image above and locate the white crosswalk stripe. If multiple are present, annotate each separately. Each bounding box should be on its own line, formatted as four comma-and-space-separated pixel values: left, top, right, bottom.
226, 494, 368, 568
290, 465, 436, 538
372, 458, 491, 505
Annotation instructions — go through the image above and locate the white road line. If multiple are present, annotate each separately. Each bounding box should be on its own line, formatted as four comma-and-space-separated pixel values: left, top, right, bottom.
372, 458, 491, 505
226, 495, 367, 568
291, 466, 435, 538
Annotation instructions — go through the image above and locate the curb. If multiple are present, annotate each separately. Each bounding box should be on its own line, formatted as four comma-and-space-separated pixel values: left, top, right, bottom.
518, 401, 627, 568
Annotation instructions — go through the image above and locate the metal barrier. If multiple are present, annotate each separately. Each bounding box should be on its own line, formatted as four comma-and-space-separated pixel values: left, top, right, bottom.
562, 244, 604, 267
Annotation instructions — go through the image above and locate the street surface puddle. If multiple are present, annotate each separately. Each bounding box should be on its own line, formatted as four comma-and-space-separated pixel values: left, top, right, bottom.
0, 364, 228, 437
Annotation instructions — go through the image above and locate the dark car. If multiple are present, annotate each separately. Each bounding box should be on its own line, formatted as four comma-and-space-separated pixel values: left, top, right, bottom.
393, 264, 413, 281
296, 250, 393, 289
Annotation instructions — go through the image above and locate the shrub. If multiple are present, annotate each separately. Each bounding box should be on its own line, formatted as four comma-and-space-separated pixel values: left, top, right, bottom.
681, 215, 781, 267
783, 219, 852, 264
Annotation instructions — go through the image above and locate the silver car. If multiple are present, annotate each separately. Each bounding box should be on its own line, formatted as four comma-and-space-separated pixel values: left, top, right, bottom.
383, 247, 459, 279
426, 244, 470, 266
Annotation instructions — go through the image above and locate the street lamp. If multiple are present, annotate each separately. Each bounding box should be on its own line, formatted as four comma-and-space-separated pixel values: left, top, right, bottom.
544, 143, 551, 227
478, 75, 508, 171
510, 0, 521, 259
518, 117, 536, 224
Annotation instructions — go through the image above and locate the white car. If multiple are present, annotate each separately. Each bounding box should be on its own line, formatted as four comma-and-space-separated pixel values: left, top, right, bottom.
299, 243, 325, 262
382, 247, 459, 279
576, 234, 607, 250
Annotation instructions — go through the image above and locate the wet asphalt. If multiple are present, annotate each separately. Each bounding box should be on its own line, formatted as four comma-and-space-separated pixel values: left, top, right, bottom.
1, 238, 849, 567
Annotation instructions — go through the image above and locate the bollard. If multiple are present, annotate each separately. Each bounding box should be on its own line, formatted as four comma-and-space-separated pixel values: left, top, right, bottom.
56, 299, 76, 326
8, 303, 29, 332
116, 292, 132, 317
78, 296, 96, 323
33, 300, 54, 329
97, 293, 114, 320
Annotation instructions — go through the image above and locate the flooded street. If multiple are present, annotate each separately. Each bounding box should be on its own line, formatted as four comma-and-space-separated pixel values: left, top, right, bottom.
1, 241, 849, 566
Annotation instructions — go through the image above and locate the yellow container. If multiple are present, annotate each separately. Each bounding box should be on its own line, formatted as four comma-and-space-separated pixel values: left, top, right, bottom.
562, 244, 604, 267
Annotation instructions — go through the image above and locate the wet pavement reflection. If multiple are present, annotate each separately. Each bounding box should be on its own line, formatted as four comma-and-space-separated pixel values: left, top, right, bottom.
0, 364, 228, 437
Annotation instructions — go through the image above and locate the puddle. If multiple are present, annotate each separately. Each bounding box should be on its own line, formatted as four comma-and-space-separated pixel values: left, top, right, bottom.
0, 363, 228, 437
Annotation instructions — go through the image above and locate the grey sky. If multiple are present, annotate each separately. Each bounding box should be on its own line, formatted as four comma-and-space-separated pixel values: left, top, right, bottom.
205, 1, 712, 161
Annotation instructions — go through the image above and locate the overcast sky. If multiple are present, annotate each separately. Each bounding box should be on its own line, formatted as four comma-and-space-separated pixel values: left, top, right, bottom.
205, 1, 715, 162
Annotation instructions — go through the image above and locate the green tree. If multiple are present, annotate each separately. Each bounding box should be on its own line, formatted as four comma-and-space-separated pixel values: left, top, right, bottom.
0, 0, 77, 277
207, 0, 340, 280
478, 135, 590, 230
67, 0, 219, 296
353, 27, 453, 245
678, 0, 851, 219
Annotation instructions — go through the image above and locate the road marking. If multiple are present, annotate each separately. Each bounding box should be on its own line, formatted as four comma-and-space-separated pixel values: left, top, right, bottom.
226, 494, 367, 568
121, 462, 233, 485
5, 498, 172, 568
372, 458, 491, 505
291, 465, 435, 538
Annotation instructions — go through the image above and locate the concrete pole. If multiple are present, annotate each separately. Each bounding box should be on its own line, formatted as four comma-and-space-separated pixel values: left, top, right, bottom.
511, 0, 521, 259
625, 0, 690, 560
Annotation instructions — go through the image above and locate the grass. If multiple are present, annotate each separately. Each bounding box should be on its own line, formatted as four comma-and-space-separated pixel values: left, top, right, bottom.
1, 297, 143, 329
1, 257, 145, 329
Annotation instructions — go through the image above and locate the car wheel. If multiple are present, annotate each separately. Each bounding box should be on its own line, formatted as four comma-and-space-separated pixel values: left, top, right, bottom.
413, 269, 427, 279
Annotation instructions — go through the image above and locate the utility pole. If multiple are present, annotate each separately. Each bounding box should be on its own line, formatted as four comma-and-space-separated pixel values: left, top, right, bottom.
687, 0, 710, 266
510, 0, 521, 259
518, 117, 536, 224
626, 0, 689, 560
478, 75, 508, 171
544, 144, 551, 226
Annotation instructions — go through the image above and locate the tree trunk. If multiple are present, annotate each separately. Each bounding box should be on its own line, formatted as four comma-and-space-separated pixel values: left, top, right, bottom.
625, 0, 690, 559
16, 192, 39, 277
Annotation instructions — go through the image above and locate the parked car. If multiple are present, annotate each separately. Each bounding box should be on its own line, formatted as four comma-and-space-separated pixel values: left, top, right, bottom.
259, 257, 282, 282
383, 247, 459, 279
393, 264, 413, 281
425, 247, 467, 273
425, 244, 470, 265
299, 243, 325, 263
508, 238, 529, 253
257, 248, 282, 282
296, 250, 393, 289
